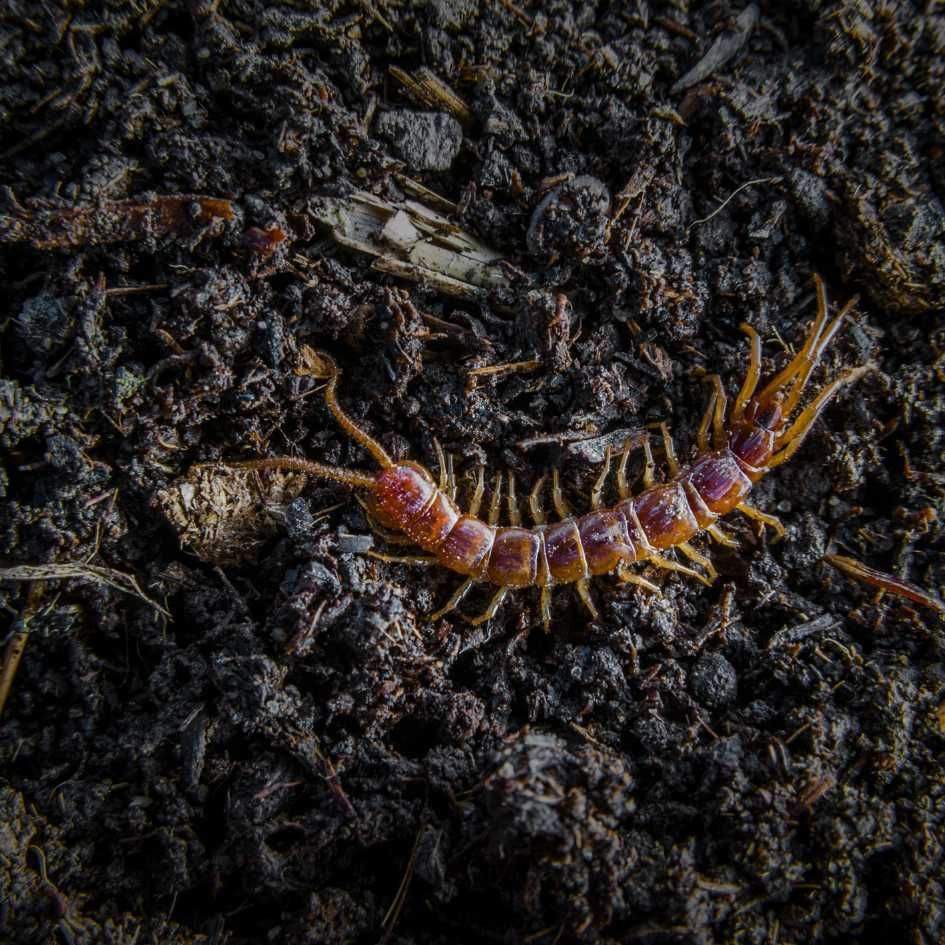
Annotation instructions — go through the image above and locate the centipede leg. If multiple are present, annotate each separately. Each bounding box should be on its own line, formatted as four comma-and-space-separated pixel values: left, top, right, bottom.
617, 439, 632, 499
618, 566, 661, 595
645, 551, 713, 587
368, 551, 438, 565
507, 470, 522, 525
659, 422, 680, 477
489, 471, 504, 526
446, 453, 457, 501
642, 437, 657, 490
737, 501, 786, 541
575, 579, 599, 619
540, 586, 552, 631
704, 374, 728, 449
357, 500, 415, 545
697, 389, 717, 453
678, 541, 718, 582
467, 586, 510, 625
434, 438, 448, 491
552, 469, 571, 519
468, 466, 486, 517
768, 364, 872, 467
732, 324, 762, 422
707, 524, 739, 548
529, 474, 548, 525
429, 578, 475, 621
590, 445, 612, 509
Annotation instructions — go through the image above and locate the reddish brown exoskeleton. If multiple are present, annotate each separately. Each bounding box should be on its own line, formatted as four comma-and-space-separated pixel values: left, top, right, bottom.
215, 276, 870, 628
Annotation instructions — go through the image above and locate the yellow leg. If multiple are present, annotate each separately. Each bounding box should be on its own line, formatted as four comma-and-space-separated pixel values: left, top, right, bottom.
755, 277, 859, 415
732, 324, 762, 423
576, 579, 599, 619
590, 445, 612, 509
540, 586, 552, 631
552, 469, 571, 519
769, 364, 872, 466
529, 474, 547, 525
468, 466, 485, 517
703, 374, 728, 449
507, 471, 522, 526
617, 439, 632, 499
434, 438, 448, 491
642, 436, 656, 489
429, 578, 475, 620
358, 500, 414, 545
646, 551, 713, 587
737, 502, 786, 541
488, 471, 504, 525
697, 389, 717, 453
707, 523, 739, 548
467, 586, 509, 625
754, 276, 832, 404
659, 422, 680, 477
618, 566, 661, 595
446, 453, 456, 501
368, 552, 437, 565
678, 541, 718, 582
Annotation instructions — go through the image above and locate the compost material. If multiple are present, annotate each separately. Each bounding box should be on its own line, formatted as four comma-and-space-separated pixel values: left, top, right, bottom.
1, 3, 944, 944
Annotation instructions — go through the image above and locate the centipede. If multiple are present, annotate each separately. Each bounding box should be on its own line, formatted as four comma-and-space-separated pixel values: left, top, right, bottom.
213, 275, 871, 629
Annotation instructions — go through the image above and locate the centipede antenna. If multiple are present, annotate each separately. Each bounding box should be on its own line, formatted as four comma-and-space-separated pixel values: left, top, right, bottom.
209, 457, 376, 490
302, 348, 393, 469
488, 471, 504, 526
769, 363, 873, 466
590, 445, 612, 509
732, 324, 762, 422
529, 474, 547, 525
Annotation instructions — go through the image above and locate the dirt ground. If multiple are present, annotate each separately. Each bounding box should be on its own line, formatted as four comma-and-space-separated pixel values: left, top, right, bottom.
2, 2, 944, 943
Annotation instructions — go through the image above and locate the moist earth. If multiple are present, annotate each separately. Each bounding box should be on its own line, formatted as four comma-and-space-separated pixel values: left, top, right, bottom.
1, 2, 944, 944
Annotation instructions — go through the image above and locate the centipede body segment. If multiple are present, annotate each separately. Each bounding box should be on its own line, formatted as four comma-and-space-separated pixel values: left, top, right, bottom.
217, 276, 871, 629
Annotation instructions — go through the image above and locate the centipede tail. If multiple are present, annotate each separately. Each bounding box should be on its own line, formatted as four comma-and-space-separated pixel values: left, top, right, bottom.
206, 279, 870, 630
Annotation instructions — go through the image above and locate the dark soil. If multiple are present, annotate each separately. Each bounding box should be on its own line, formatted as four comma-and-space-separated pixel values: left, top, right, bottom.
2, 2, 944, 944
